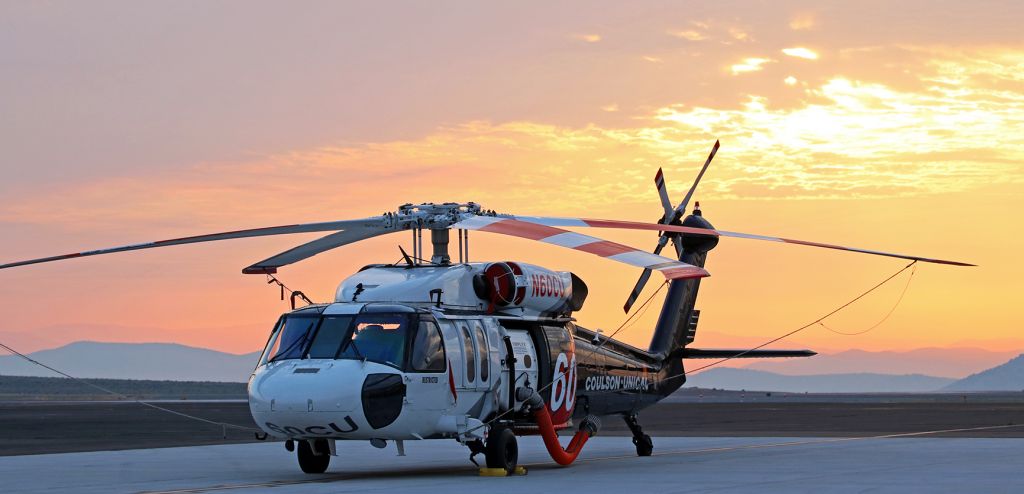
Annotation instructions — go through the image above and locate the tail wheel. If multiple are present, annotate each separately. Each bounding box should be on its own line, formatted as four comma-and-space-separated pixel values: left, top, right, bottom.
297, 439, 331, 474
485, 427, 519, 472
633, 434, 653, 457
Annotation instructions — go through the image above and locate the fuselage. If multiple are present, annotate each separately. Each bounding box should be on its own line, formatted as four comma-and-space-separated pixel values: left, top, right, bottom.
248, 263, 685, 443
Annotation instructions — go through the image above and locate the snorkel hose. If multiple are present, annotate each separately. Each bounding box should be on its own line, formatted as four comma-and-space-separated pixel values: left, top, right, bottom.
516, 387, 600, 466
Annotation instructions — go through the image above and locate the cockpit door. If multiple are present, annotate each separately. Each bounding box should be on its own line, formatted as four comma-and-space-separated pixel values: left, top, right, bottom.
404, 318, 449, 411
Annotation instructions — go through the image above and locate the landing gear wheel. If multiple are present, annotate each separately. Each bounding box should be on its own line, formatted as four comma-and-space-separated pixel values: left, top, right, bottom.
633, 433, 654, 457
297, 439, 330, 474
485, 427, 519, 472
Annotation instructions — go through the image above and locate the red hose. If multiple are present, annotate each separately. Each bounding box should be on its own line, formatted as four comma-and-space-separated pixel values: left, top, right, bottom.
533, 406, 592, 466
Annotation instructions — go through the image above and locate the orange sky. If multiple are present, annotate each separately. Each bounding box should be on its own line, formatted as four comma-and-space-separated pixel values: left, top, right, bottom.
1, 2, 1022, 356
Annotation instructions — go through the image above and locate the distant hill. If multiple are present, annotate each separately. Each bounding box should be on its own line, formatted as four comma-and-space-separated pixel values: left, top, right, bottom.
0, 374, 246, 400
742, 348, 1019, 379
0, 342, 258, 382
944, 354, 1024, 391
685, 367, 954, 393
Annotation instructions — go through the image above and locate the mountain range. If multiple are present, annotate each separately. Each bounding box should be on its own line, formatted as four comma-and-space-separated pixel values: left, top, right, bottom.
740, 348, 1018, 379
685, 368, 956, 393
0, 341, 259, 382
943, 354, 1024, 391
0, 341, 1021, 392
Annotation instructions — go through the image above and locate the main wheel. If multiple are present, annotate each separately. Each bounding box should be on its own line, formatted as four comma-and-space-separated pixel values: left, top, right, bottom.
297, 439, 331, 474
485, 427, 519, 472
633, 433, 653, 457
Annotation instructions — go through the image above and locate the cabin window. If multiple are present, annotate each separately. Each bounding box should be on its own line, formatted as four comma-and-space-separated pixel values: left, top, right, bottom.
461, 324, 476, 382
410, 320, 446, 372
474, 323, 488, 382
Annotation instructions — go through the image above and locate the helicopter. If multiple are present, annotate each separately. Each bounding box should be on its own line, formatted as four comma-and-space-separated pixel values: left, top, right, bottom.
0, 141, 972, 475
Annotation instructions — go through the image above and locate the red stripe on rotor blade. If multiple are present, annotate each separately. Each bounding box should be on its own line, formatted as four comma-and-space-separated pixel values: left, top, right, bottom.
655, 168, 664, 184
659, 266, 710, 280
923, 259, 976, 266
242, 266, 278, 275
573, 241, 636, 258
478, 219, 565, 241
581, 219, 721, 237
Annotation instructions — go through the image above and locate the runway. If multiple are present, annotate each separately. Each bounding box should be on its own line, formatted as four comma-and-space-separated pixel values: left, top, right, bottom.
3, 398, 1023, 456
2, 435, 1022, 493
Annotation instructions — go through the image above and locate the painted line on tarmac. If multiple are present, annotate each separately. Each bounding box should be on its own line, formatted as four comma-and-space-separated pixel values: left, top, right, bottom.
139, 423, 1024, 494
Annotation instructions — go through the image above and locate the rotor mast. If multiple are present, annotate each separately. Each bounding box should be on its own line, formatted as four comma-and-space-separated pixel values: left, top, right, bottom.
396, 202, 484, 265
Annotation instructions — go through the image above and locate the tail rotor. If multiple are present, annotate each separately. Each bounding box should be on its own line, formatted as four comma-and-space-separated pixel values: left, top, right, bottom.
623, 140, 720, 313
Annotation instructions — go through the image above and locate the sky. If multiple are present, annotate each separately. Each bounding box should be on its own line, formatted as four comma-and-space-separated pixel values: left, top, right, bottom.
1, 1, 1022, 357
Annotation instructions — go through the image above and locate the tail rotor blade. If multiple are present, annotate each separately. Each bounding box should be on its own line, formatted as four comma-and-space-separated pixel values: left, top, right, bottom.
624, 267, 654, 313
677, 139, 719, 214
655, 168, 675, 222
624, 237, 671, 312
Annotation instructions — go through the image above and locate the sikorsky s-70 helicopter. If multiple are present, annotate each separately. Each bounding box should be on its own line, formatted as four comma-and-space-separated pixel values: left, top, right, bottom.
0, 142, 972, 474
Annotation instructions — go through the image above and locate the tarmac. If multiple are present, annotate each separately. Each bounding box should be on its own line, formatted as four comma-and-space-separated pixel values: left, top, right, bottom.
2, 435, 1023, 493
3, 399, 1023, 456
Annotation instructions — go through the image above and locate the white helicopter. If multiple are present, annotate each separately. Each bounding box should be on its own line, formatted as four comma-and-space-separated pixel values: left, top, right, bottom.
0, 142, 972, 474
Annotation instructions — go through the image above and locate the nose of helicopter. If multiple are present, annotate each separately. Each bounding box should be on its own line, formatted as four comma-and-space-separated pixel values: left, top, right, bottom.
248, 360, 406, 435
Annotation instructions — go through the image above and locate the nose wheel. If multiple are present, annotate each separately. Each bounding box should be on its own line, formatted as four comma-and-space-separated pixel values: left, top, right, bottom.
484, 426, 519, 472
297, 439, 331, 474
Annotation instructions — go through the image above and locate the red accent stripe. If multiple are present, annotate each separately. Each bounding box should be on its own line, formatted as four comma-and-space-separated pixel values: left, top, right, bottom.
660, 266, 710, 279
581, 219, 721, 237
574, 241, 635, 257
448, 365, 457, 402
654, 168, 664, 184
242, 266, 278, 275
478, 219, 564, 240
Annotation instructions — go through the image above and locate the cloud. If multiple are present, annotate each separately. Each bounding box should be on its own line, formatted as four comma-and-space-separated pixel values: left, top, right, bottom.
789, 13, 817, 30
731, 57, 774, 74
728, 27, 750, 42
571, 33, 602, 43
2, 48, 1022, 235
782, 47, 819, 60
668, 29, 706, 41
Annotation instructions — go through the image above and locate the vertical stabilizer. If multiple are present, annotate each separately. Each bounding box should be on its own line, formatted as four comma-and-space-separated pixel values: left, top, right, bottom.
648, 211, 718, 359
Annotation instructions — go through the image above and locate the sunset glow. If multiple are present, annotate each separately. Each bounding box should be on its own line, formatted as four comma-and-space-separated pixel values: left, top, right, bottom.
0, 3, 1021, 361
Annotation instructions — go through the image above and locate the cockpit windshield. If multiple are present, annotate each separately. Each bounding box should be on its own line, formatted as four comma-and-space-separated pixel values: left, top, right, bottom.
258, 311, 436, 371
263, 314, 319, 363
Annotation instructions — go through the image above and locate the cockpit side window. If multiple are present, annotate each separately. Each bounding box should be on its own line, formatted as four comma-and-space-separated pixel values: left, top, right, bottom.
410, 320, 446, 372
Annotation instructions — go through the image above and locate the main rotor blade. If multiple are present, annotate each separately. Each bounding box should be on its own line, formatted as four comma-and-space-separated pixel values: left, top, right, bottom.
678, 348, 817, 359
0, 217, 388, 271
676, 139, 719, 214
242, 226, 396, 274
506, 216, 975, 266
453, 216, 709, 280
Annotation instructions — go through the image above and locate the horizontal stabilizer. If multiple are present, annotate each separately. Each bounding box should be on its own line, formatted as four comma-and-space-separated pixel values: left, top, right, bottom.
678, 348, 817, 359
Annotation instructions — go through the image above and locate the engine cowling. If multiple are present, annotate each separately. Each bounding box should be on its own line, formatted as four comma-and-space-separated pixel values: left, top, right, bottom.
476, 262, 587, 315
